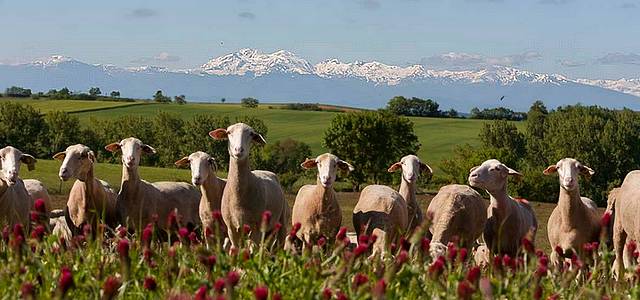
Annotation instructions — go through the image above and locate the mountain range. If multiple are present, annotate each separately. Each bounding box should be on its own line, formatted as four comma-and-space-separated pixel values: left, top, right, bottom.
1, 49, 639, 112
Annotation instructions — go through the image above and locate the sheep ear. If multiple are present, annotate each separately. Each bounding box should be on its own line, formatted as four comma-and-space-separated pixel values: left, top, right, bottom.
21, 154, 37, 171
52, 152, 66, 161
506, 166, 523, 178
579, 165, 595, 177
542, 165, 557, 175
87, 151, 96, 163
252, 132, 267, 145
105, 142, 121, 153
420, 162, 433, 176
387, 162, 402, 173
209, 128, 228, 140
338, 160, 355, 172
142, 144, 156, 155
300, 158, 317, 169
175, 157, 190, 167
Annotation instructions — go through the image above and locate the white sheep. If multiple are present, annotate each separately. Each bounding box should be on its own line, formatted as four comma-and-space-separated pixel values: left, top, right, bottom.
0, 146, 37, 227
468, 159, 537, 256
426, 184, 487, 258
291, 153, 353, 246
23, 179, 52, 215
209, 123, 290, 247
53, 144, 118, 234
543, 158, 600, 268
105, 137, 200, 232
175, 151, 227, 237
353, 155, 430, 258
612, 171, 640, 279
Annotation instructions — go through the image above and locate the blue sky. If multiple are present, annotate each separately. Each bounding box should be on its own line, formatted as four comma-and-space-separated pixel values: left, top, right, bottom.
0, 0, 638, 79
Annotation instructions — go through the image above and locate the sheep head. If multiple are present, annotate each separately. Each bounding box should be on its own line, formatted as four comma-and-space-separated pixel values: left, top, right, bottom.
387, 155, 432, 184
300, 153, 354, 188
468, 159, 522, 192
104, 137, 156, 170
0, 146, 36, 186
543, 158, 594, 192
53, 144, 96, 182
208, 123, 266, 161
175, 151, 217, 186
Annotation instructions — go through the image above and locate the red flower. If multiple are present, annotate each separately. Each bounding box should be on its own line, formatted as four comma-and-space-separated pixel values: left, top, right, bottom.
292, 222, 302, 233
195, 285, 210, 300
13, 223, 24, 239
554, 246, 563, 256
535, 264, 548, 278
273, 222, 282, 233
178, 227, 189, 239
522, 238, 534, 253
102, 276, 121, 300
372, 279, 386, 298
30, 225, 46, 241
262, 210, 272, 225
243, 224, 252, 235
539, 255, 549, 267
117, 226, 127, 238
2, 225, 9, 243
214, 278, 226, 293
253, 285, 268, 300
167, 210, 178, 228
429, 256, 446, 277
457, 280, 475, 299
336, 291, 348, 300
117, 239, 130, 258
448, 244, 458, 263
600, 211, 612, 228
57, 266, 74, 295
466, 266, 481, 284
352, 273, 368, 288
396, 250, 409, 266
272, 293, 282, 300
458, 247, 468, 262
358, 234, 369, 246
322, 288, 332, 300
143, 276, 157, 291
34, 199, 46, 213
534, 285, 543, 300
336, 227, 347, 241
317, 236, 326, 247
142, 223, 153, 245
20, 282, 35, 298
493, 256, 502, 270
226, 271, 240, 287
353, 244, 368, 258
421, 238, 431, 254
189, 232, 199, 244
400, 237, 411, 251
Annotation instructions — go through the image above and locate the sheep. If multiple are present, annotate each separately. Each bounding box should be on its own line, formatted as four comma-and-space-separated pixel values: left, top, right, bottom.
0, 146, 37, 227
543, 158, 600, 268
426, 184, 487, 258
105, 137, 200, 232
612, 170, 640, 279
604, 188, 619, 249
175, 151, 227, 238
468, 159, 538, 257
23, 179, 52, 215
53, 144, 118, 234
291, 153, 353, 247
209, 123, 290, 248
352, 155, 431, 258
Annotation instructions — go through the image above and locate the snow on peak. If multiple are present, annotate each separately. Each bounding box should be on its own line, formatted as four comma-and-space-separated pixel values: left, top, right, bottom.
314, 59, 426, 85
575, 78, 640, 97
126, 65, 170, 73
30, 55, 76, 67
200, 48, 314, 76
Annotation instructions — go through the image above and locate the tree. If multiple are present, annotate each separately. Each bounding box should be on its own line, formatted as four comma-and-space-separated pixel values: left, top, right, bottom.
153, 90, 171, 103
5, 86, 32, 98
174, 95, 187, 105
221, 98, 226, 103
0, 102, 46, 156
386, 96, 441, 117
241, 97, 259, 108
524, 101, 548, 165
110, 91, 121, 98
323, 111, 420, 190
44, 111, 83, 155
88, 87, 102, 96
256, 138, 312, 191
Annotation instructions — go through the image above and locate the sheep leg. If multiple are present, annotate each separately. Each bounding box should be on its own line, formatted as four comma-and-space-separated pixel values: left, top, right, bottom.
613, 227, 627, 280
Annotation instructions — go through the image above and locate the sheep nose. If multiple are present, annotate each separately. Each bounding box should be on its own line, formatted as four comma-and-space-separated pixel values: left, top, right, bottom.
60, 168, 69, 177
125, 156, 134, 163
192, 176, 202, 185
234, 147, 244, 154
470, 173, 478, 178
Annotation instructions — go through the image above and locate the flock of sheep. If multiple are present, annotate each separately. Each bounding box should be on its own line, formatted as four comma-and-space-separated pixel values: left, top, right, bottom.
1, 122, 640, 279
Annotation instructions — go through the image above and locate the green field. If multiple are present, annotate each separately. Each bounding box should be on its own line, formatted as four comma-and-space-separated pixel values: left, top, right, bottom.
0, 98, 145, 113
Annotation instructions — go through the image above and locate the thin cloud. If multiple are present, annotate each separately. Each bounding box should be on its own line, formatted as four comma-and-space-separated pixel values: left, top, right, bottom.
237, 12, 256, 20
131, 52, 181, 64
597, 53, 640, 65
421, 51, 541, 69
357, 0, 381, 10
558, 59, 585, 67
128, 8, 157, 18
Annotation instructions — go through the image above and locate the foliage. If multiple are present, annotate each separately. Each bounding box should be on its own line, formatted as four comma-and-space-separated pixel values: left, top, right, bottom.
5, 86, 32, 98
256, 138, 312, 191
241, 97, 259, 108
110, 91, 121, 98
0, 102, 46, 156
470, 107, 527, 121
88, 87, 102, 97
283, 103, 321, 111
153, 91, 172, 103
323, 110, 420, 190
386, 96, 440, 117
174, 95, 187, 105
43, 111, 84, 155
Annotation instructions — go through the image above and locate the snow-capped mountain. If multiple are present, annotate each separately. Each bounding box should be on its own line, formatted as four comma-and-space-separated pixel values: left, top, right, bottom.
575, 78, 640, 97
200, 48, 314, 76
0, 49, 638, 111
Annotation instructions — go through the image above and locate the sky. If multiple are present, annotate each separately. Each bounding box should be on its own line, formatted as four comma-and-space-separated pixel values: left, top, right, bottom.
0, 0, 639, 79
